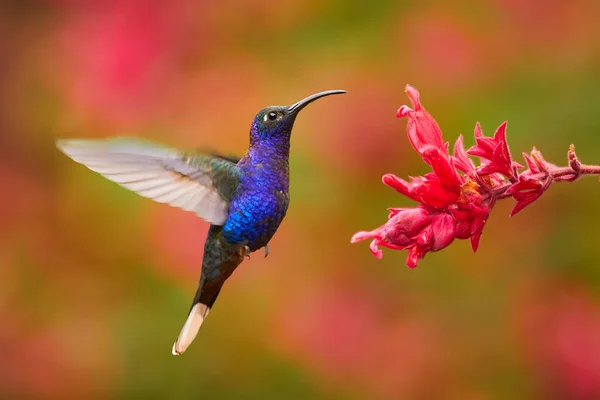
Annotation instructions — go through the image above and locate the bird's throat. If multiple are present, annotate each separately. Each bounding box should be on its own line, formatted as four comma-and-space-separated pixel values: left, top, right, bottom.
246, 138, 291, 166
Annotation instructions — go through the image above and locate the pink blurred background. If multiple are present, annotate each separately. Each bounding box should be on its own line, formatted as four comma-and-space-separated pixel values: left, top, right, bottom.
2, 0, 600, 399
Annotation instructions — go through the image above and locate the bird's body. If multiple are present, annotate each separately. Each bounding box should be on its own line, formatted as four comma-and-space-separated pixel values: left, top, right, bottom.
224, 135, 290, 249
56, 90, 345, 355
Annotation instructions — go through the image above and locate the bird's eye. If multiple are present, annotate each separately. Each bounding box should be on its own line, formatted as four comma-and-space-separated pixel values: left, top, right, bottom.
267, 112, 278, 121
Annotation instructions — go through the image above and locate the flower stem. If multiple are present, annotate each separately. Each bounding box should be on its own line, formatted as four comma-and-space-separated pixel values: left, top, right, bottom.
491, 164, 600, 200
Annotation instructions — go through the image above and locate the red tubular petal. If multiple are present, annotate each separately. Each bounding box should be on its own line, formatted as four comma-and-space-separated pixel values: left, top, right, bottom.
510, 200, 533, 217
508, 178, 545, 216
508, 188, 544, 216
491, 143, 514, 178
468, 209, 490, 252
506, 176, 543, 196
474, 122, 483, 138
477, 163, 502, 177
389, 207, 432, 237
467, 122, 496, 159
455, 220, 472, 239
450, 208, 473, 221
466, 146, 490, 159
453, 134, 476, 174
369, 239, 383, 259
382, 174, 409, 192
472, 204, 491, 216
512, 161, 524, 170
523, 152, 540, 174
470, 230, 482, 252
430, 213, 456, 251
477, 137, 497, 151
493, 121, 508, 144
469, 121, 518, 180
406, 246, 425, 268
406, 116, 444, 157
351, 230, 378, 243
382, 174, 422, 203
384, 174, 459, 208
530, 148, 553, 172
421, 146, 462, 189
379, 221, 413, 248
416, 225, 433, 248
396, 105, 412, 118
353, 208, 434, 255
568, 144, 581, 172
411, 179, 460, 208
405, 85, 423, 111
399, 86, 446, 156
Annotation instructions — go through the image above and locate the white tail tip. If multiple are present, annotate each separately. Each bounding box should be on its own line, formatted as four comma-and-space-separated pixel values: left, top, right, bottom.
171, 303, 209, 355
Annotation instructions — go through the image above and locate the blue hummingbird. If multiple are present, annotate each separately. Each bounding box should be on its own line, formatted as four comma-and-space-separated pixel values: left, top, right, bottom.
56, 90, 345, 355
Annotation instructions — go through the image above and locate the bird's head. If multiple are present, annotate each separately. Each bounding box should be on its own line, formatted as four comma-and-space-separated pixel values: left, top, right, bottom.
249, 90, 346, 146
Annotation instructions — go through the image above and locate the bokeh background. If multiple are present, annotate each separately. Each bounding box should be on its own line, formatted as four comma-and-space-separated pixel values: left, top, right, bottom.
2, 0, 600, 399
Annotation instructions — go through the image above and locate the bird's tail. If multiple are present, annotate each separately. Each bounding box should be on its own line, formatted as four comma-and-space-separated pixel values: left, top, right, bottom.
170, 281, 219, 355
171, 226, 245, 355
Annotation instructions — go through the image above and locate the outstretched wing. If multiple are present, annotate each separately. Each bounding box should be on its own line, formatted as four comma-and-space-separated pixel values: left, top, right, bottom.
57, 138, 242, 226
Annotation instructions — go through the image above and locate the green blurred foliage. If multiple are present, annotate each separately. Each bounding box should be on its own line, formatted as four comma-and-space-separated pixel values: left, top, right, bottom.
2, 0, 600, 399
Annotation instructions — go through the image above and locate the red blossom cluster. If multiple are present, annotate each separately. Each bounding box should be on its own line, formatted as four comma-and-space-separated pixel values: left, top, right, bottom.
352, 85, 596, 268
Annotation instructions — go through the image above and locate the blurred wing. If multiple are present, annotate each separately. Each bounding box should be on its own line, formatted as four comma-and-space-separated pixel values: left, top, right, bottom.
56, 138, 242, 226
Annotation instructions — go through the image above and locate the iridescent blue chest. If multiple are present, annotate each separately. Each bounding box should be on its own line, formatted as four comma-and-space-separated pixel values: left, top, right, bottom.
222, 147, 290, 251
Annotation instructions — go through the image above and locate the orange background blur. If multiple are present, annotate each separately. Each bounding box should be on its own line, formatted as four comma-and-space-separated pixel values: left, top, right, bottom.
2, 1, 600, 399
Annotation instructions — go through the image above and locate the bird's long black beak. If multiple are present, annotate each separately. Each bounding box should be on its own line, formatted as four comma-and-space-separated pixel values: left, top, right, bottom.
287, 90, 346, 114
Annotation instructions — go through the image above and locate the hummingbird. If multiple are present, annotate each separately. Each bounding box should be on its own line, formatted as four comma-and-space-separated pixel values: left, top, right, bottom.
56, 89, 346, 355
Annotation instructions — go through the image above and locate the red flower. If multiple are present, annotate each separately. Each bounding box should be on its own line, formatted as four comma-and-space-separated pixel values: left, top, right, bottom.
397, 85, 462, 190
467, 122, 523, 181
397, 85, 446, 157
382, 174, 459, 210
350, 207, 456, 268
351, 207, 431, 260
522, 148, 548, 175
352, 85, 489, 268
352, 85, 595, 267
506, 176, 546, 216
452, 134, 476, 175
